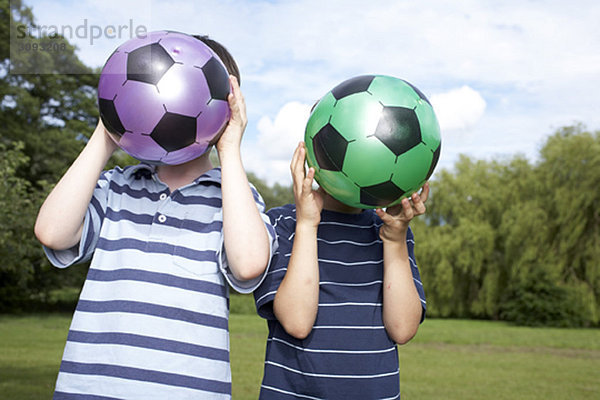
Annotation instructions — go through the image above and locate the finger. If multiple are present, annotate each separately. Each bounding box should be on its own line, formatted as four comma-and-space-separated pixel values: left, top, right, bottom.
290, 144, 301, 181
226, 92, 239, 121
303, 167, 316, 196
228, 76, 247, 126
297, 145, 308, 180
419, 182, 430, 203
290, 144, 306, 190
290, 143, 300, 170
229, 75, 241, 98
290, 144, 302, 171
232, 77, 246, 111
411, 192, 426, 215
227, 77, 239, 106
227, 96, 235, 113
401, 198, 414, 220
375, 208, 394, 225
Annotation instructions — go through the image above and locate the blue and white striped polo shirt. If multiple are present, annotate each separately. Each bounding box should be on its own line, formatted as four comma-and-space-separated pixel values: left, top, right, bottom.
254, 204, 426, 400
45, 164, 275, 400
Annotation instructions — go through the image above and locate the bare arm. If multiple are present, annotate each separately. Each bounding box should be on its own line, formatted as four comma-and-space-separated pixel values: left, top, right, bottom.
34, 121, 117, 250
273, 143, 323, 339
218, 76, 270, 282
375, 183, 429, 344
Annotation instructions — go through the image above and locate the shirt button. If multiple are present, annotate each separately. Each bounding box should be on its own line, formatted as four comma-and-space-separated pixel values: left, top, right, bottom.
157, 214, 167, 223
159, 193, 168, 201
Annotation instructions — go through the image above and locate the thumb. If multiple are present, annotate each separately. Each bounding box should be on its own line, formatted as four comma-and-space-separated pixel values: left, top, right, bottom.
375, 208, 394, 225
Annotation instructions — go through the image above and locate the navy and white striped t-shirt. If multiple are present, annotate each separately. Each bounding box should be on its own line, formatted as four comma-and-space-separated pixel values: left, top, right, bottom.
44, 164, 276, 400
254, 204, 426, 400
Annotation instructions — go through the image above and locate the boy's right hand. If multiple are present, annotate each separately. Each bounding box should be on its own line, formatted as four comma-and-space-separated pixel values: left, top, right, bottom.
291, 142, 323, 228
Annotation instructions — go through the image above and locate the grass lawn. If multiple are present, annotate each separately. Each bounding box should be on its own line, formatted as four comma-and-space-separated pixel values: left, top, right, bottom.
400, 319, 600, 399
1, 313, 598, 399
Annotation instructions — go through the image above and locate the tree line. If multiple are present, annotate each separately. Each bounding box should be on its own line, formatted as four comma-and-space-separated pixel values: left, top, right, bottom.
1, 1, 598, 327
412, 126, 599, 327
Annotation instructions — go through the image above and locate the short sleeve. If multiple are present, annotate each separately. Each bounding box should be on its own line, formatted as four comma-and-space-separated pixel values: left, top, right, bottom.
253, 205, 296, 320
43, 170, 112, 268
406, 226, 427, 322
218, 184, 278, 294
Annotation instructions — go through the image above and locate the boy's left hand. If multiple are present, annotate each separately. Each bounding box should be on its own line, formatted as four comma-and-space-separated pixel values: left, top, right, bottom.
216, 76, 247, 154
375, 182, 429, 242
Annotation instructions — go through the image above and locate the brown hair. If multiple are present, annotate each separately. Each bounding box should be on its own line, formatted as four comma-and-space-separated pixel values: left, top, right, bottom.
193, 35, 241, 84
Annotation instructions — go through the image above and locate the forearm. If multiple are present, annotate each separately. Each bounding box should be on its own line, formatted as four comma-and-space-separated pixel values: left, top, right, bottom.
382, 237, 423, 345
273, 223, 320, 339
220, 148, 270, 281
34, 126, 115, 250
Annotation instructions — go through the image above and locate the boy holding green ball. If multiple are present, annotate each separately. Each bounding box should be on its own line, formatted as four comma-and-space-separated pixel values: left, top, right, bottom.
254, 142, 427, 399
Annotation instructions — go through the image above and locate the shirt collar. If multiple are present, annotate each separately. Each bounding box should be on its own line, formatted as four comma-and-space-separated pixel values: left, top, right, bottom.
123, 163, 156, 180
123, 163, 222, 186
194, 167, 222, 186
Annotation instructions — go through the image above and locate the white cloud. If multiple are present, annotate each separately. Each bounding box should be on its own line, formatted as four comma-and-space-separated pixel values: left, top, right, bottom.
430, 86, 487, 132
243, 102, 311, 186
256, 102, 312, 159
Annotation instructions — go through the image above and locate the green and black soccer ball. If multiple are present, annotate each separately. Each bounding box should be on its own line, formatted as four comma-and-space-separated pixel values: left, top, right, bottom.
305, 75, 441, 209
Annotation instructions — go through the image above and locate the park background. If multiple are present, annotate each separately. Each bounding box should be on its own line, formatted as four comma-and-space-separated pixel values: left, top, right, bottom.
1, 0, 599, 398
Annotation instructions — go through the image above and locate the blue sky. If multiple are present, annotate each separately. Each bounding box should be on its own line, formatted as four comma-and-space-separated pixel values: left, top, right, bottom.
23, 0, 600, 185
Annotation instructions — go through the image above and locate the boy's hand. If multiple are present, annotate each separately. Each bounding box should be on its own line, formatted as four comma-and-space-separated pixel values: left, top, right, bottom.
94, 118, 119, 154
291, 142, 323, 228
216, 76, 247, 155
375, 182, 429, 242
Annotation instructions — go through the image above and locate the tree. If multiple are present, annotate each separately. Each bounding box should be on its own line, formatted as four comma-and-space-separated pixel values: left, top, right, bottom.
0, 0, 130, 311
415, 156, 512, 318
0, 142, 42, 311
416, 125, 599, 326
535, 125, 600, 325
247, 172, 294, 210
1, 0, 102, 185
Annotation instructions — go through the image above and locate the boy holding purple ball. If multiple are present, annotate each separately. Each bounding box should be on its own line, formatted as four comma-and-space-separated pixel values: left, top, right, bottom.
35, 36, 275, 399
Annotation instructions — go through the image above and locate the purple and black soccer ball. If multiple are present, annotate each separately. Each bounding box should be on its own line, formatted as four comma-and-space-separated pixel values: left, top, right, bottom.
98, 30, 231, 165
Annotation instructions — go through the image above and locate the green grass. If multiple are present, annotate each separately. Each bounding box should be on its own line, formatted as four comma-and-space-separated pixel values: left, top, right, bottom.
1, 314, 598, 399
0, 314, 71, 399
401, 319, 600, 399
230, 313, 268, 399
